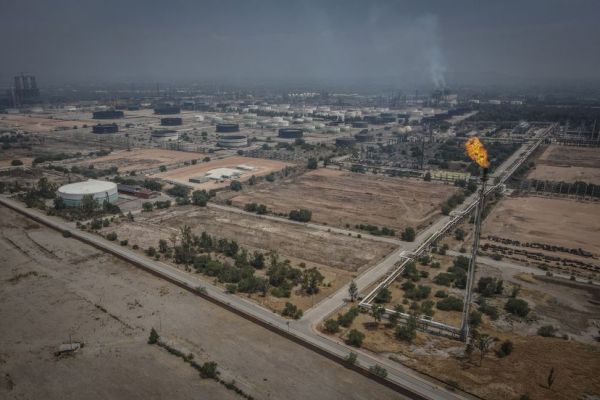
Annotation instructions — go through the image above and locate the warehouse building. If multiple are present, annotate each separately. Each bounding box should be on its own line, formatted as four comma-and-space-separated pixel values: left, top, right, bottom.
92, 123, 119, 134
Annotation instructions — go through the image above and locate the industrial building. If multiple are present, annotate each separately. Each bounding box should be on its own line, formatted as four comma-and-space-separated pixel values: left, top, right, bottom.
151, 129, 179, 141
216, 123, 240, 133
218, 135, 248, 148
8, 74, 40, 107
117, 184, 156, 199
278, 128, 303, 139
154, 106, 181, 115
352, 121, 369, 129
355, 131, 374, 142
160, 117, 182, 126
92, 123, 119, 134
93, 110, 124, 119
57, 180, 118, 207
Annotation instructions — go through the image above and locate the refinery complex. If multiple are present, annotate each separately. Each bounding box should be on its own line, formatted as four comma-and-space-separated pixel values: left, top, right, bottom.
1, 2, 600, 400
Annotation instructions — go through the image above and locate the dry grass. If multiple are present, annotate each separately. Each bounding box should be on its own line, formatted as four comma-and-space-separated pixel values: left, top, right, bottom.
231, 168, 458, 232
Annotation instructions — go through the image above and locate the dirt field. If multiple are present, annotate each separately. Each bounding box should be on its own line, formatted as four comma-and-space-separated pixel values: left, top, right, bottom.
151, 156, 290, 190
231, 168, 458, 232
0, 206, 402, 400
0, 114, 96, 132
67, 148, 205, 173
527, 145, 600, 184
482, 196, 600, 276
100, 205, 395, 312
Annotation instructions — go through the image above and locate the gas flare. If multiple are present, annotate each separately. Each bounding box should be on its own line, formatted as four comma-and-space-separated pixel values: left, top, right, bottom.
465, 137, 489, 168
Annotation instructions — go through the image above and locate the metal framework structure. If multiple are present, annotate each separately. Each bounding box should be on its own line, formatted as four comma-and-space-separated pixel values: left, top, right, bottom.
359, 123, 556, 341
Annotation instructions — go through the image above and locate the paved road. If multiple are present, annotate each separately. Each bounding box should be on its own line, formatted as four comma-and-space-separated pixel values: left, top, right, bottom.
0, 197, 467, 400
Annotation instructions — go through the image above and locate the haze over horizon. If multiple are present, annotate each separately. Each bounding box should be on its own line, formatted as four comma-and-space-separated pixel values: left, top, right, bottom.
2, 0, 599, 89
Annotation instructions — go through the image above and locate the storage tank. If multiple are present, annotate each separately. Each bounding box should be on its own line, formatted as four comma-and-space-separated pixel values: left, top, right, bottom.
217, 135, 248, 148
278, 128, 304, 139
154, 106, 180, 115
93, 110, 124, 119
352, 121, 368, 128
58, 180, 118, 207
216, 123, 240, 133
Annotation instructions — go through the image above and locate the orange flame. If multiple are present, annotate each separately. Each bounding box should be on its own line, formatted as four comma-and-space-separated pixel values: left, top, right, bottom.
465, 137, 489, 168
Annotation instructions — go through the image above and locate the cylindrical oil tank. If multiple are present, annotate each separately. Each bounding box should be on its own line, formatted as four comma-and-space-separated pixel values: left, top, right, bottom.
216, 123, 240, 133
278, 128, 303, 139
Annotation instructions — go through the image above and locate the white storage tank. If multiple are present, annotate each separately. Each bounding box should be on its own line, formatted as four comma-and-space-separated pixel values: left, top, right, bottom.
58, 180, 118, 207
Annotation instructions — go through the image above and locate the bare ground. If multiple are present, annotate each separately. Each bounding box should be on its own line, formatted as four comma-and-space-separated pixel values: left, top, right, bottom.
527, 145, 600, 184
0, 206, 403, 400
230, 168, 458, 233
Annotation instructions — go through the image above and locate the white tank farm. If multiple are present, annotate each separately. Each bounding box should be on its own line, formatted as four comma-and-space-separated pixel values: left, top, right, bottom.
58, 180, 118, 207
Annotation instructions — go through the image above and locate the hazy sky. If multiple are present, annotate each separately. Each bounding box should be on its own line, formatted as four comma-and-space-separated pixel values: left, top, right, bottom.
1, 0, 599, 88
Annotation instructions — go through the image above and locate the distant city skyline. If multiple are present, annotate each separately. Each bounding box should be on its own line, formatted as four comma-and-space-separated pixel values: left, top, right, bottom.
1, 0, 599, 87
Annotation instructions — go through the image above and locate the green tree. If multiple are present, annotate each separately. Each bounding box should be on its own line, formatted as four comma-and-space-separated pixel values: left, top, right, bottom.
142, 202, 154, 212
148, 328, 159, 344
230, 180, 242, 191
505, 298, 530, 317
200, 362, 219, 379
371, 304, 385, 325
348, 281, 358, 302
158, 239, 169, 253
300, 267, 324, 294
395, 313, 418, 342
401, 227, 416, 242
374, 287, 392, 303
324, 318, 340, 333
307, 157, 318, 169
369, 365, 388, 378
192, 190, 210, 206
80, 194, 97, 215
473, 332, 495, 366
347, 329, 365, 347
423, 171, 431, 181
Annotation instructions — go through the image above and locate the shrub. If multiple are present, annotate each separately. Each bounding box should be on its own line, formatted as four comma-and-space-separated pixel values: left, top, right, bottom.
229, 180, 242, 191
106, 232, 117, 241
324, 319, 340, 333
345, 352, 358, 365
346, 329, 365, 347
120, 239, 128, 246
435, 290, 448, 298
199, 362, 219, 379
289, 209, 312, 222
369, 365, 388, 378
11, 159, 23, 166
374, 288, 392, 303
401, 227, 416, 242
337, 307, 360, 327
148, 328, 159, 344
497, 340, 513, 358
433, 273, 453, 286
469, 310, 482, 328
436, 296, 463, 311
478, 302, 499, 320
537, 325, 557, 337
476, 277, 504, 297
505, 298, 530, 317
62, 230, 72, 238
281, 302, 303, 319
395, 315, 417, 342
